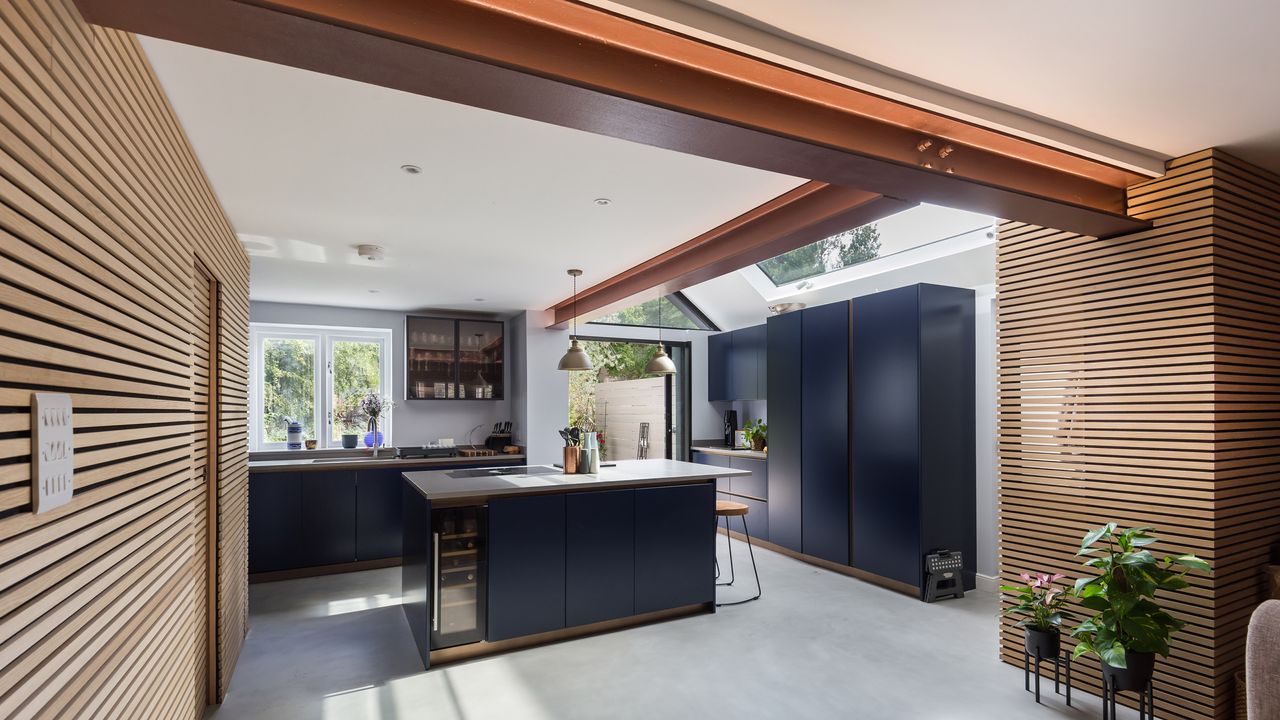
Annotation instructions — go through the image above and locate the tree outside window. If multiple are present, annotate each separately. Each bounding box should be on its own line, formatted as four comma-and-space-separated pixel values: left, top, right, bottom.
756, 223, 881, 285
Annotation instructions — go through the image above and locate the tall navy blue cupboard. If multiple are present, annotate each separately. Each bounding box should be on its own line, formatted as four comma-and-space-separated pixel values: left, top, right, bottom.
766, 310, 804, 553
851, 284, 975, 591
800, 301, 850, 564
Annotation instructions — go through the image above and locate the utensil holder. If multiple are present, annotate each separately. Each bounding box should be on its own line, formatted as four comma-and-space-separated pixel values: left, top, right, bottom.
563, 446, 579, 474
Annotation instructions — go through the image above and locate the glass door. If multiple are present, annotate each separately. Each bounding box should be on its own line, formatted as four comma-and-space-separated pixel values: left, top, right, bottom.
431, 506, 486, 648
567, 338, 690, 461
458, 320, 504, 400
407, 316, 457, 399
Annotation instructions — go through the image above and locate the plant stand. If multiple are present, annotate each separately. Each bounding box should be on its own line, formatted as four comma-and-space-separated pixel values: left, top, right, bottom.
1023, 646, 1071, 706
1102, 677, 1153, 720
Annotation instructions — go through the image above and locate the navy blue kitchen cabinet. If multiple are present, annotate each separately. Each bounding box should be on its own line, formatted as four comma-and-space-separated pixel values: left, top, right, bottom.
851, 284, 975, 591
801, 301, 851, 565
566, 490, 635, 626
487, 494, 567, 640
248, 471, 302, 573
706, 324, 767, 402
766, 310, 803, 553
729, 457, 768, 542
692, 450, 733, 492
707, 331, 732, 401
356, 469, 403, 560
401, 484, 431, 668
634, 483, 715, 614
301, 471, 357, 567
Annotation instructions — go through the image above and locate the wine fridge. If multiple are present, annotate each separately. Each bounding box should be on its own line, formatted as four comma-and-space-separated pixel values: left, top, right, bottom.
431, 506, 486, 648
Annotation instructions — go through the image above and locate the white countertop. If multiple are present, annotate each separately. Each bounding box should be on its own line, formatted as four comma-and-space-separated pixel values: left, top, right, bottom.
404, 458, 748, 503
691, 445, 768, 461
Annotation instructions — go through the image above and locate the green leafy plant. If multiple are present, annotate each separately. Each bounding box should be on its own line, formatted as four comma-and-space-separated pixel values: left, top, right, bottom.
742, 418, 767, 447
1070, 524, 1210, 667
1001, 572, 1074, 632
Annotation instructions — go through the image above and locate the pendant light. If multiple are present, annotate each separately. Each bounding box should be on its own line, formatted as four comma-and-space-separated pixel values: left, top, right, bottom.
645, 290, 677, 376
557, 269, 594, 371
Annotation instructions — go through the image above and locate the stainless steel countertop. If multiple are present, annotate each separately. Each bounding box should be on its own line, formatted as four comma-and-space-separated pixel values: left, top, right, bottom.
691, 445, 768, 461
404, 458, 747, 503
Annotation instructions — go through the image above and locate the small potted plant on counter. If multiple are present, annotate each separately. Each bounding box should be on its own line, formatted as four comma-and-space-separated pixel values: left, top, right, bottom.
1002, 571, 1074, 662
743, 418, 767, 452
334, 392, 364, 449
1070, 523, 1211, 693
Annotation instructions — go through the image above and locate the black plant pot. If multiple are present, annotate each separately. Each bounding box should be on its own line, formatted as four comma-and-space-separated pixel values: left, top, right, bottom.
341, 434, 358, 449
1100, 651, 1156, 692
1023, 627, 1061, 660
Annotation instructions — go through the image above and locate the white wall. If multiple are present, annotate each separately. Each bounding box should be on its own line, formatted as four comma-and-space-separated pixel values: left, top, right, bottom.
250, 301, 511, 447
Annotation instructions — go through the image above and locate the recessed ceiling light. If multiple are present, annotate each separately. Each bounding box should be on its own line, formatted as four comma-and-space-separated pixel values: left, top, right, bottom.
401, 164, 422, 175
356, 244, 385, 262
369, 289, 380, 294
593, 197, 611, 206
474, 298, 485, 302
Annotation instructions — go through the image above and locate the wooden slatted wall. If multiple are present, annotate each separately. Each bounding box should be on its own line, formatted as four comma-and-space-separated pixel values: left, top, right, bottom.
0, 0, 249, 715
997, 148, 1280, 720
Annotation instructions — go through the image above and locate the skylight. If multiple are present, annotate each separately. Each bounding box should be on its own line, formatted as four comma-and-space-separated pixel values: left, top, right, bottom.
590, 292, 716, 331
757, 224, 882, 285
755, 205, 994, 287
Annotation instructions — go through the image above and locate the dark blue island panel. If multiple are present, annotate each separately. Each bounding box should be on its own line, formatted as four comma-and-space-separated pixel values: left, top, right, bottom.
566, 489, 635, 626
801, 301, 851, 565
487, 494, 567, 641
766, 310, 803, 553
852, 285, 922, 587
634, 483, 715, 614
401, 483, 431, 668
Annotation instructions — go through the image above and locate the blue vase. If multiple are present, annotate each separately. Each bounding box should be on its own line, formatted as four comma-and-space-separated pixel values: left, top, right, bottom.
363, 431, 383, 448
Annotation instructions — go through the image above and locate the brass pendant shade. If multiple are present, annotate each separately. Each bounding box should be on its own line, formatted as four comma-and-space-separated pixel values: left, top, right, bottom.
558, 269, 593, 372
644, 345, 677, 375
558, 338, 593, 371
646, 289, 676, 376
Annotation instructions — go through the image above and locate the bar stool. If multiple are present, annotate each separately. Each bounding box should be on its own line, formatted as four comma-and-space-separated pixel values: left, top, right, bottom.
714, 500, 761, 606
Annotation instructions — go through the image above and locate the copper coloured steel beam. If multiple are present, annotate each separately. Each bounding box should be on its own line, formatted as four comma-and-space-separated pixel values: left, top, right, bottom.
546, 182, 913, 327
78, 0, 1149, 238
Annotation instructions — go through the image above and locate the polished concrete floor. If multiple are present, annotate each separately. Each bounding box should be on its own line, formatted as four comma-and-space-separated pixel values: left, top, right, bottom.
210, 538, 1139, 719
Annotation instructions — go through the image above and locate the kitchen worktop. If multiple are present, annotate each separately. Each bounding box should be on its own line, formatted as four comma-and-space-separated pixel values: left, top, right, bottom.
249, 453, 524, 473
404, 458, 746, 505
691, 445, 768, 461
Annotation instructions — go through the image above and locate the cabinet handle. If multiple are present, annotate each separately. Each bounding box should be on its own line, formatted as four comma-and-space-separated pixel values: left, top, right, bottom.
431, 531, 440, 632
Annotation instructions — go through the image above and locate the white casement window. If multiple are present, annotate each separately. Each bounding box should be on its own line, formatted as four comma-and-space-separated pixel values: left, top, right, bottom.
249, 323, 393, 451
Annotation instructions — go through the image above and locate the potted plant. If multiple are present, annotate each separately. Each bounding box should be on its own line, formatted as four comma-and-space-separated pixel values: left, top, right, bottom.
334, 392, 365, 449
358, 392, 395, 457
743, 418, 767, 451
1071, 523, 1211, 691
1001, 572, 1074, 660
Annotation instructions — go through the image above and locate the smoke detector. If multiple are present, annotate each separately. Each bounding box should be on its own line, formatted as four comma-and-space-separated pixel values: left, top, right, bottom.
356, 244, 386, 262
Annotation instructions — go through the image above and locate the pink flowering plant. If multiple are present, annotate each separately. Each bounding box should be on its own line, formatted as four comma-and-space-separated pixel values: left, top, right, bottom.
1001, 572, 1075, 633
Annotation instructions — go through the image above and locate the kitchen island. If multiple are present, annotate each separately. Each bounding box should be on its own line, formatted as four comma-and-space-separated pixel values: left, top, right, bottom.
401, 459, 747, 667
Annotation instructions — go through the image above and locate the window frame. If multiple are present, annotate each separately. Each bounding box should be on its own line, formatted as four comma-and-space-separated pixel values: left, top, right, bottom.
586, 291, 719, 331
250, 323, 393, 451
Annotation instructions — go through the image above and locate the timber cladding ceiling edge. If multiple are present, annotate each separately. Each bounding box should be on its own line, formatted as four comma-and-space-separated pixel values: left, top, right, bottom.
0, 0, 248, 715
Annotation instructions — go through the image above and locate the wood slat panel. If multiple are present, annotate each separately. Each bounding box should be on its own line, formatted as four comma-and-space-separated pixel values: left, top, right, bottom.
996, 149, 1280, 720
0, 0, 248, 715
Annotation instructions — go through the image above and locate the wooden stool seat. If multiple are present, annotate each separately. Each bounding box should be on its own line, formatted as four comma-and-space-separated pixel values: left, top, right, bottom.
716, 500, 749, 517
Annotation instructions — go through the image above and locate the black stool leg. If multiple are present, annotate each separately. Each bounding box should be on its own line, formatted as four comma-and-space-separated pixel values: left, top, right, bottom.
715, 516, 736, 587
715, 515, 761, 606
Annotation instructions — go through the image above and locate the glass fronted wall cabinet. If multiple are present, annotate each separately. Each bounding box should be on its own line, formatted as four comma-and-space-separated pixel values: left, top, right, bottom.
406, 316, 504, 400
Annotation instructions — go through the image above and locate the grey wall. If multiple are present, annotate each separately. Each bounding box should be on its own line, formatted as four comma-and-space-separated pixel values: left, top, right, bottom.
250, 301, 512, 447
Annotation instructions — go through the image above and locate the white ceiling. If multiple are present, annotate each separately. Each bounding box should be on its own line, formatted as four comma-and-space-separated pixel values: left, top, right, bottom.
138, 37, 804, 313
653, 0, 1280, 174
